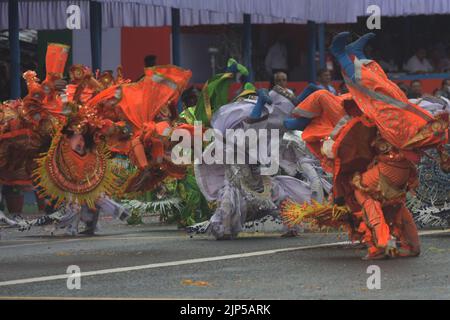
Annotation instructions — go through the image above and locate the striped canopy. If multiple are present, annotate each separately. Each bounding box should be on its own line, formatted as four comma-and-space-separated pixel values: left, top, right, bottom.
1, 0, 450, 29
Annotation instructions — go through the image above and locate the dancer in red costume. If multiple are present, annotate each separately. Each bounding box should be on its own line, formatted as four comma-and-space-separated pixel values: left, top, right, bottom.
282, 32, 449, 259
0, 43, 194, 236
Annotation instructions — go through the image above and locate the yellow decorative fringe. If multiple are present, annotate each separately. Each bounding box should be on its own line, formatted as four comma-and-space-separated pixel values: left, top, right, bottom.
280, 199, 351, 231
32, 128, 121, 209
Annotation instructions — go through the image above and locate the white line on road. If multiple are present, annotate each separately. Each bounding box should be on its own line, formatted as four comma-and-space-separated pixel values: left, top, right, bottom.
417, 228, 450, 236
0, 240, 352, 287
0, 228, 448, 288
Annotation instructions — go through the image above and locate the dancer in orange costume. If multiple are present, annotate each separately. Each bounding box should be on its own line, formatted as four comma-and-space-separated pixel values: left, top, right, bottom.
332, 32, 449, 259
337, 32, 450, 258
282, 32, 449, 259
0, 43, 69, 188
0, 43, 195, 235
348, 133, 421, 258
83, 65, 195, 194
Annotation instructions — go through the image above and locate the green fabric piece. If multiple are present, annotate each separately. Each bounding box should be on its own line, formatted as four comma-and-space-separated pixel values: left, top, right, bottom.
193, 60, 252, 125
194, 72, 233, 125
227, 58, 249, 76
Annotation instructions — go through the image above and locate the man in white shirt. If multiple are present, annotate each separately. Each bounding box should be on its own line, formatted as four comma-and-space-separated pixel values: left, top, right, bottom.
273, 71, 290, 90
404, 48, 434, 74
265, 39, 288, 76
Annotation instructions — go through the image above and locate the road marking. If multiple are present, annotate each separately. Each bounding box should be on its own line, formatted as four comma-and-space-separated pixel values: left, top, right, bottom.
0, 240, 352, 287
0, 228, 448, 288
417, 229, 450, 236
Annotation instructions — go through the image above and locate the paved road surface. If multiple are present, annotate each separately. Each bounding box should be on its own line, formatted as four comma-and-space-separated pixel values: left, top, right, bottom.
0, 223, 449, 299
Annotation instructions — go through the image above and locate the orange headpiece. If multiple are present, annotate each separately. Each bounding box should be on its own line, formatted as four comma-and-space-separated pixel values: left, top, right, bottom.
41, 43, 70, 100
45, 43, 70, 83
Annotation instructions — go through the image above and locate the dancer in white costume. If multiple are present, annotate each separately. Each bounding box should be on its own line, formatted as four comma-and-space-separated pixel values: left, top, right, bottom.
188, 87, 331, 239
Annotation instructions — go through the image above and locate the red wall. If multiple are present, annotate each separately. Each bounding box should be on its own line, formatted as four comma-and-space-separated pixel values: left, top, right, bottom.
121, 27, 171, 81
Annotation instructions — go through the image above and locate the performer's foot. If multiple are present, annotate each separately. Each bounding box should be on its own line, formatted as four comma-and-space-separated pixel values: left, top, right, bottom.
0, 211, 18, 227
12, 214, 24, 221
281, 229, 299, 238
362, 246, 387, 260
119, 210, 130, 221
362, 253, 386, 260
17, 220, 30, 232
78, 228, 95, 235
397, 244, 420, 258
330, 32, 356, 81
385, 238, 399, 258
186, 221, 210, 235
362, 249, 387, 260
345, 33, 375, 59
65, 229, 78, 236
330, 32, 351, 59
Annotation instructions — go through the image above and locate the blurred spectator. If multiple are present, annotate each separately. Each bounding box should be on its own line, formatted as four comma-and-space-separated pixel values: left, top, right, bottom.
408, 80, 423, 99
270, 71, 295, 95
144, 55, 156, 68
429, 47, 443, 73
440, 49, 450, 72
316, 68, 337, 95
404, 48, 433, 74
136, 54, 157, 81
181, 86, 201, 108
373, 49, 398, 73
270, 71, 288, 90
265, 37, 288, 77
396, 81, 410, 97
273, 71, 288, 89
435, 79, 450, 99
